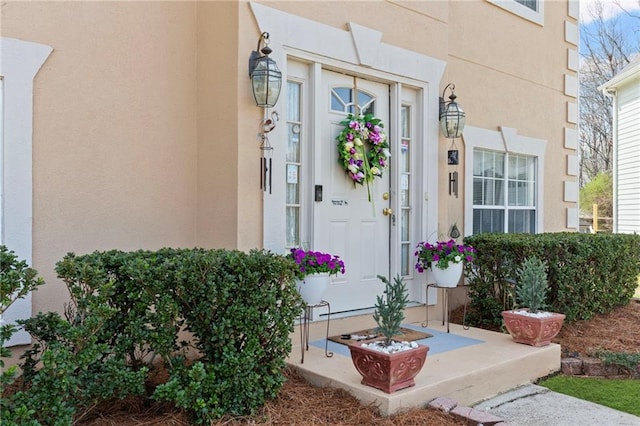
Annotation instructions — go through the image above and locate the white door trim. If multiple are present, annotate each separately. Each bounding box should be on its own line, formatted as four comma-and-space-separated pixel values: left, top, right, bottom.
252, 3, 445, 303
252, 2, 445, 249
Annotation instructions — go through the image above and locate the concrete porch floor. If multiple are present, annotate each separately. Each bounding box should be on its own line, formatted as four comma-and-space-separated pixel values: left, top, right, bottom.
286, 305, 561, 416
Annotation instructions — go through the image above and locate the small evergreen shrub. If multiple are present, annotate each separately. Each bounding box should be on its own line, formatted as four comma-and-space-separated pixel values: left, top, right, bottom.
515, 257, 549, 313
372, 275, 409, 346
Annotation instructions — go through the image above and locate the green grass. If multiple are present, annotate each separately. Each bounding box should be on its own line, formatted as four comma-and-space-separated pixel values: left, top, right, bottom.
540, 375, 640, 416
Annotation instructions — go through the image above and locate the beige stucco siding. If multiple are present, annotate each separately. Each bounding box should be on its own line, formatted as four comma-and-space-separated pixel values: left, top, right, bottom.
197, 1, 242, 250
2, 1, 200, 313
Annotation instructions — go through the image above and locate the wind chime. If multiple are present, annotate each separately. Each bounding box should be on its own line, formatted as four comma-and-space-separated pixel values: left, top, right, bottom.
448, 140, 459, 198
259, 111, 278, 194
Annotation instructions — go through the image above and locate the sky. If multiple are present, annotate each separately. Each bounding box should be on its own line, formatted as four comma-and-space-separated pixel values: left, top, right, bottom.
579, 0, 640, 56
580, 0, 640, 24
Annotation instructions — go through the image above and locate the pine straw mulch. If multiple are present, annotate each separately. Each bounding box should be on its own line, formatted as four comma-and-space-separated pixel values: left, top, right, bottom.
78, 368, 465, 426
551, 298, 640, 358
73, 300, 640, 425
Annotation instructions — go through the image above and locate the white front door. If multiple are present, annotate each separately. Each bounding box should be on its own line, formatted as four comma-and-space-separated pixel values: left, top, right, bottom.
314, 71, 391, 313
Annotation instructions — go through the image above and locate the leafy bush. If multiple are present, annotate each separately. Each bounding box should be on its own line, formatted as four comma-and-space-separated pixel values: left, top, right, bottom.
464, 233, 640, 328
0, 245, 45, 424
151, 248, 300, 423
4, 247, 299, 425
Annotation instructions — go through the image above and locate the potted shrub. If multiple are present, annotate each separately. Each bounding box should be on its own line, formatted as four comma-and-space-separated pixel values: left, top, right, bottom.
348, 275, 429, 393
501, 256, 565, 347
415, 239, 476, 287
288, 248, 345, 305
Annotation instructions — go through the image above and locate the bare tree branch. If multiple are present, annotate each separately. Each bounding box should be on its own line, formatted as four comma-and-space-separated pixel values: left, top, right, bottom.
579, 0, 639, 185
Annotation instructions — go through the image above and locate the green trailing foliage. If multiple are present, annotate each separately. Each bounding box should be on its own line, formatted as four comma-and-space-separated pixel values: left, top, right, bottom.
372, 274, 409, 346
2, 248, 300, 425
515, 257, 549, 313
595, 350, 640, 374
464, 233, 640, 328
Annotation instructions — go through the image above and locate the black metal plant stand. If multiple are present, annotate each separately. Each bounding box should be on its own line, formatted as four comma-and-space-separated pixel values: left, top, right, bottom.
422, 283, 470, 333
299, 300, 333, 363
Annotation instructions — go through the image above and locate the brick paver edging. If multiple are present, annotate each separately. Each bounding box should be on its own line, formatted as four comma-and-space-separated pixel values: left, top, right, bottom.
429, 397, 512, 426
561, 357, 640, 379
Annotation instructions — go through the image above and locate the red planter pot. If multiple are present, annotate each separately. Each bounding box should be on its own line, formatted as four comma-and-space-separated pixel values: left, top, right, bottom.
348, 342, 429, 393
501, 310, 565, 347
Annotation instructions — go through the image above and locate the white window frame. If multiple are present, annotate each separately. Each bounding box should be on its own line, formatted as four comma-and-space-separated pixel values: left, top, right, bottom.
1, 37, 52, 347
463, 126, 547, 236
486, 0, 545, 26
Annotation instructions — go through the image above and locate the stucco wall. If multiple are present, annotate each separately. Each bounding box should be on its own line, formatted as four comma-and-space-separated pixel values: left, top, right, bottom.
2, 1, 200, 314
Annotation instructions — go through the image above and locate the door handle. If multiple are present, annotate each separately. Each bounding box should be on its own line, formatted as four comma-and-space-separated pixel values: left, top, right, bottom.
382, 207, 393, 216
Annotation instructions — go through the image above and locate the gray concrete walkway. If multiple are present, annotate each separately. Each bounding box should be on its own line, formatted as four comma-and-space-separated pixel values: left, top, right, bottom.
473, 384, 640, 425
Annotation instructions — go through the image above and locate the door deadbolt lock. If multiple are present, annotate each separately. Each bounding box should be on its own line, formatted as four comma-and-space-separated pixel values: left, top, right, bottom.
382, 192, 390, 200
382, 207, 393, 216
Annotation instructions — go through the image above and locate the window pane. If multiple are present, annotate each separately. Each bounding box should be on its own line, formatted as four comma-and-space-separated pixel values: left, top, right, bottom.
401, 209, 410, 240
473, 149, 536, 235
287, 123, 300, 162
357, 92, 373, 111
287, 82, 300, 122
515, 0, 537, 12
473, 209, 504, 234
401, 106, 409, 138
495, 178, 504, 205
401, 244, 410, 276
508, 210, 535, 233
286, 179, 299, 204
401, 175, 409, 206
286, 207, 300, 246
360, 100, 374, 116
331, 92, 343, 112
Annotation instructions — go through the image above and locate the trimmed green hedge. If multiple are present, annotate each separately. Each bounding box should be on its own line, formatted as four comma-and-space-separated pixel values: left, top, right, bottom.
5, 248, 300, 425
463, 233, 640, 328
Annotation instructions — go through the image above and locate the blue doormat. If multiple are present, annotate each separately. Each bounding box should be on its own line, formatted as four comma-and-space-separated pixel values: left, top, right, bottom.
309, 323, 483, 358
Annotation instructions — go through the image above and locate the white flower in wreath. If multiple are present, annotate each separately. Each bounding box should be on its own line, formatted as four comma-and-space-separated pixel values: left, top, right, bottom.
354, 138, 363, 147
370, 166, 380, 176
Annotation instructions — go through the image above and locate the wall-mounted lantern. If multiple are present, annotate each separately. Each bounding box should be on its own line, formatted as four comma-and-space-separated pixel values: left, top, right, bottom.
248, 32, 282, 108
439, 83, 466, 139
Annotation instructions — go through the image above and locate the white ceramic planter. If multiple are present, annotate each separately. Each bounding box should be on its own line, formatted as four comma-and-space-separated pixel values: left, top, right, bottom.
296, 273, 330, 305
431, 262, 463, 287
